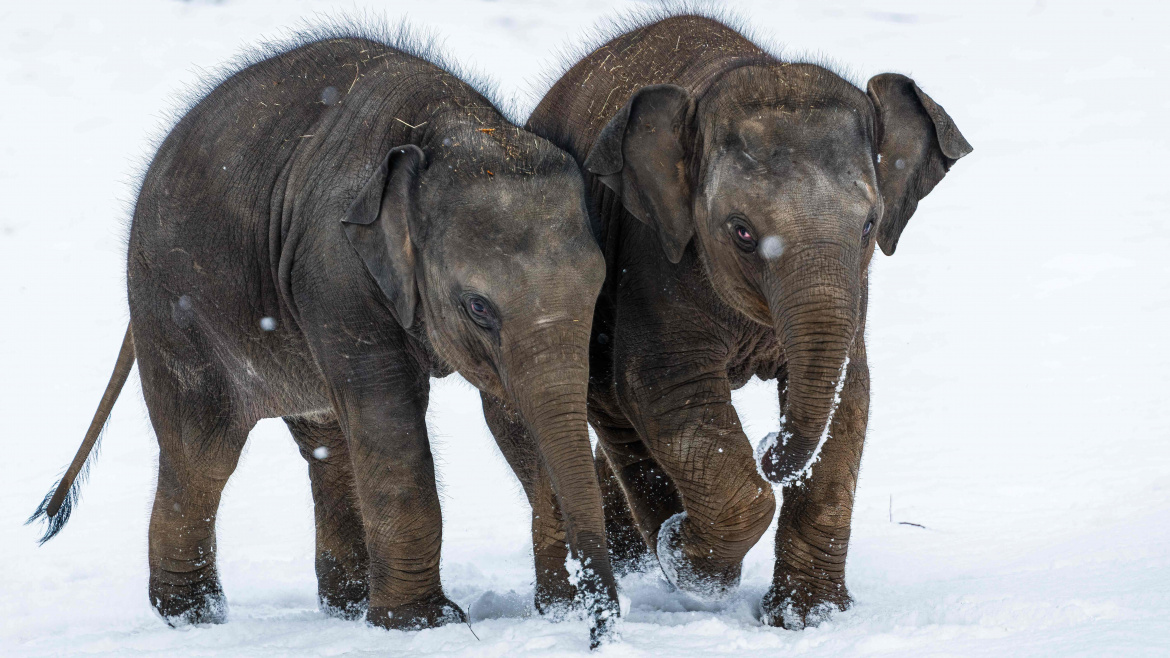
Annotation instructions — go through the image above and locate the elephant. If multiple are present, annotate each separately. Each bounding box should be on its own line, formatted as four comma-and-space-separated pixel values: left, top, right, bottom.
27, 27, 619, 647
490, 13, 972, 628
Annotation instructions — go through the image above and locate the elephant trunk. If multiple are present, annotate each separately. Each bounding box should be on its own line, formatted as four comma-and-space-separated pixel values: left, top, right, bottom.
758, 239, 860, 485
504, 323, 619, 646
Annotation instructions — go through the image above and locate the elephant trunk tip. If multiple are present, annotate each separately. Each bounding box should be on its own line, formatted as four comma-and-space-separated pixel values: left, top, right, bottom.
756, 355, 850, 486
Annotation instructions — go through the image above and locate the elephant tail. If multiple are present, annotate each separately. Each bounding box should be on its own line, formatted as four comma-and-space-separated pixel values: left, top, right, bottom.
27, 325, 135, 544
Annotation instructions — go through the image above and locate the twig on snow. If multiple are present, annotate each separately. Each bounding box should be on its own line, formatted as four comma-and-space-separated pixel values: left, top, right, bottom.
465, 600, 480, 641
889, 495, 927, 529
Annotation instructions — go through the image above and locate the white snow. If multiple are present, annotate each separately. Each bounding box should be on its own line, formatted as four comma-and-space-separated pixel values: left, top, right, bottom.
3, 0, 1169, 656
654, 512, 688, 595
759, 235, 785, 259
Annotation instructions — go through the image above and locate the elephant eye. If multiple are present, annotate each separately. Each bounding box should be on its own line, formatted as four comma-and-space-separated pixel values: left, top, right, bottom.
462, 293, 498, 330
862, 219, 874, 238
728, 218, 758, 253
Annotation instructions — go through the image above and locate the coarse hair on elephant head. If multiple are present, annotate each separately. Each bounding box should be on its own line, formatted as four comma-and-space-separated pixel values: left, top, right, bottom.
340, 126, 618, 641
584, 64, 971, 484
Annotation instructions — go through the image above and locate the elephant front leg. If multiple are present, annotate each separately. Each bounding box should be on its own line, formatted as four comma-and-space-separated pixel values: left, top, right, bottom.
341, 387, 464, 630
619, 360, 777, 600
762, 341, 870, 629
530, 466, 577, 615
286, 414, 369, 619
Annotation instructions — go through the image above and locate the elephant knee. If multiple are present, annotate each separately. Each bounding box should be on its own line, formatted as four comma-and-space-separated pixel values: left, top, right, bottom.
717, 481, 776, 548
689, 477, 775, 561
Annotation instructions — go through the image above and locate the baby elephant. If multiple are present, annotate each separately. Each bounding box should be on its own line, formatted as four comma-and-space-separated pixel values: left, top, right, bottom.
29, 27, 618, 647
517, 13, 972, 628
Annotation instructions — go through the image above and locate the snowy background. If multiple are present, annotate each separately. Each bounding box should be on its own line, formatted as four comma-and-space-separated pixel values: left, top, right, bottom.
2, 0, 1168, 655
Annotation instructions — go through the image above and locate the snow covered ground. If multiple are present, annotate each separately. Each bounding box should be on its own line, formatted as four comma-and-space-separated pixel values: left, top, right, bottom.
2, 0, 1168, 655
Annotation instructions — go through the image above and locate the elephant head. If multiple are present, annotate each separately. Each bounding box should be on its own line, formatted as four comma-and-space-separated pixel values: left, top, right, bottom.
340, 128, 617, 640
585, 66, 971, 484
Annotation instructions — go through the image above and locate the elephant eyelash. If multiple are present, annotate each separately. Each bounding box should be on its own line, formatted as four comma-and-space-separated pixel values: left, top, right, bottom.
862, 210, 878, 241
726, 216, 759, 253
460, 292, 499, 331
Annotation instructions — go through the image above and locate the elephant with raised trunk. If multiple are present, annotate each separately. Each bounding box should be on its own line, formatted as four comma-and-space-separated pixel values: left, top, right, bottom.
495, 13, 971, 627
28, 26, 618, 647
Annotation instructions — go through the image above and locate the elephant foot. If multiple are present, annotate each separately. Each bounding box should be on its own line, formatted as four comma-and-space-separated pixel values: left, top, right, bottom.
589, 602, 619, 650
316, 553, 369, 620
534, 577, 577, 619
602, 501, 651, 577
533, 549, 577, 618
613, 548, 657, 579
655, 512, 742, 601
760, 572, 850, 629
609, 529, 652, 577
367, 592, 466, 630
150, 577, 228, 626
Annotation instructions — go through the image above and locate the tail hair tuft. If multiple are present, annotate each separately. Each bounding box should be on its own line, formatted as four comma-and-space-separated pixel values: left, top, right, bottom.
26, 425, 104, 544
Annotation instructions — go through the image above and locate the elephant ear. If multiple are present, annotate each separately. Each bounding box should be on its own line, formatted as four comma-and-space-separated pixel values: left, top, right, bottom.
867, 74, 973, 256
584, 84, 696, 264
341, 144, 425, 328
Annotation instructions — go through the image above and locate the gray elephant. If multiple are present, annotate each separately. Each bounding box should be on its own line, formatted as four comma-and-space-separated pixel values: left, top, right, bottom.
28, 27, 618, 647
489, 13, 971, 627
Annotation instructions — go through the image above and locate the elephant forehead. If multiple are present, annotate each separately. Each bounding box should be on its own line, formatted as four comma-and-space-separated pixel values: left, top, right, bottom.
709, 138, 873, 194
423, 174, 589, 239
720, 106, 871, 171
707, 110, 876, 205
705, 152, 874, 225
448, 240, 598, 283
424, 203, 602, 310
415, 171, 604, 310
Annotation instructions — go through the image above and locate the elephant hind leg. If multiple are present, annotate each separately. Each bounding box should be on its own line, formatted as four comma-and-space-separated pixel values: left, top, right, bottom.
285, 413, 369, 619
591, 431, 682, 575
140, 357, 250, 626
591, 416, 684, 571
593, 444, 648, 575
